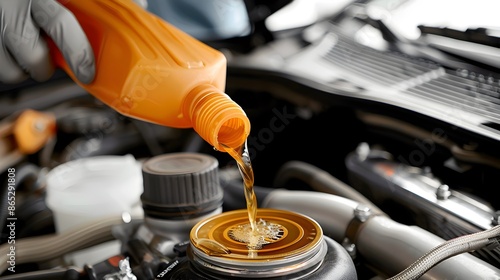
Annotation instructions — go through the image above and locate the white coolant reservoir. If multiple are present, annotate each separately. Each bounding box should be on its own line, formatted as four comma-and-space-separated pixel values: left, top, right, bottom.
45, 154, 143, 233
45, 155, 143, 267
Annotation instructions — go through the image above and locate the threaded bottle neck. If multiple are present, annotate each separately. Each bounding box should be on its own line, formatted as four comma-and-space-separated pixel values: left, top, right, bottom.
185, 84, 250, 151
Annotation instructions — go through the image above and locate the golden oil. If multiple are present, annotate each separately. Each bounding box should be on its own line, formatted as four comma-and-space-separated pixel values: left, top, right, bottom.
189, 208, 326, 278
223, 140, 282, 251
227, 218, 285, 250
222, 140, 257, 232
190, 208, 323, 259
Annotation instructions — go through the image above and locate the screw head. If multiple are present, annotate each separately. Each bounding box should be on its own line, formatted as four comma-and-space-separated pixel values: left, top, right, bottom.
354, 204, 372, 222
436, 184, 451, 200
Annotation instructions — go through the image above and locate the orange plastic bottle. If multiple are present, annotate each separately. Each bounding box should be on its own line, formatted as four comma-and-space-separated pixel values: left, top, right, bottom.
51, 0, 250, 152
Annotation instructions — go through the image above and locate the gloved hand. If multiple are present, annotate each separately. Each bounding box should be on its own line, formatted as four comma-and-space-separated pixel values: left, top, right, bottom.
0, 0, 95, 84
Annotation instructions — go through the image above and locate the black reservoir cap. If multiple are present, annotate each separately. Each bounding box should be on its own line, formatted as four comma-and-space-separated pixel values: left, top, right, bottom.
141, 153, 223, 219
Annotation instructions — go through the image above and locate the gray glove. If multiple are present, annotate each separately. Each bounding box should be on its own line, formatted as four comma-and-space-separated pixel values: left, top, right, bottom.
0, 0, 95, 84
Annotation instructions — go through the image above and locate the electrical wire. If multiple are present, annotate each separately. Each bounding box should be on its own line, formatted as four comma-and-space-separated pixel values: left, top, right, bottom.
0, 216, 141, 274
387, 225, 500, 280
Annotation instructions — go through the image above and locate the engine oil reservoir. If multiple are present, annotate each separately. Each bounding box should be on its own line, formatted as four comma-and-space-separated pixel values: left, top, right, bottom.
51, 0, 250, 152
155, 209, 357, 279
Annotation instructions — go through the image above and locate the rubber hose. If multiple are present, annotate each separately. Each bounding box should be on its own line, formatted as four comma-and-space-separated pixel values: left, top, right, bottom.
0, 216, 139, 274
273, 161, 386, 215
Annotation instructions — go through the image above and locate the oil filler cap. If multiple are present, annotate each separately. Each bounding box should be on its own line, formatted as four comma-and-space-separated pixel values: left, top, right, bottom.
141, 153, 223, 219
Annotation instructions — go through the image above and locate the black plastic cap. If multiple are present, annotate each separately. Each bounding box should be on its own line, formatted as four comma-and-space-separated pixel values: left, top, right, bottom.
141, 153, 223, 219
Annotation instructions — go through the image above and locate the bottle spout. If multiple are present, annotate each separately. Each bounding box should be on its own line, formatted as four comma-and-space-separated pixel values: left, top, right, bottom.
185, 84, 251, 152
